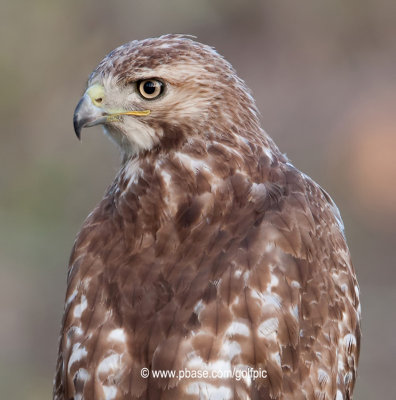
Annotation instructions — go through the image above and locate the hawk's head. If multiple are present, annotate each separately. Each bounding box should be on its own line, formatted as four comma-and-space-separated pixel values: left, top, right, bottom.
73, 34, 260, 156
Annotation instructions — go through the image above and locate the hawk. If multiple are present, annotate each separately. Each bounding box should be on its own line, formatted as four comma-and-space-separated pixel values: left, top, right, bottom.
54, 34, 360, 400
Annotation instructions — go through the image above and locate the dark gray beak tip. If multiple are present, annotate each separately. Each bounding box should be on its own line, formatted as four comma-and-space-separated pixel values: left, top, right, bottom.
73, 114, 82, 140
73, 96, 86, 140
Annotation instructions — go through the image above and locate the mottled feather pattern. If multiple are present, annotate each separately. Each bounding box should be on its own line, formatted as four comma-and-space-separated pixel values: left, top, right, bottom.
54, 35, 360, 400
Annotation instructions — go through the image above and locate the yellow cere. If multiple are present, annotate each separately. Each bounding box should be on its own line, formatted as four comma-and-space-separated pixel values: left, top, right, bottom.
86, 84, 106, 107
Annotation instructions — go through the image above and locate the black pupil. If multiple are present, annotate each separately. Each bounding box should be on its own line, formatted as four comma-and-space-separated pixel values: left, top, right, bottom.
144, 81, 157, 95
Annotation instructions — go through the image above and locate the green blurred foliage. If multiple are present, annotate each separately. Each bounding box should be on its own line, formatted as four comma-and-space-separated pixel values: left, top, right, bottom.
1, 1, 395, 398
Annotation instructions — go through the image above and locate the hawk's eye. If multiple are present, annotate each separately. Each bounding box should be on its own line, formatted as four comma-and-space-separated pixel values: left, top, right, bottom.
137, 79, 164, 100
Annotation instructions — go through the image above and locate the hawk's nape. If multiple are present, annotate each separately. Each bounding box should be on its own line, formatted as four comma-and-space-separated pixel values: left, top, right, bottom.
54, 34, 360, 400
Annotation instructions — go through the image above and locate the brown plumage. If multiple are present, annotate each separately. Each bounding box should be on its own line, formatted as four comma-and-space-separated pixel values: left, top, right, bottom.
54, 34, 360, 400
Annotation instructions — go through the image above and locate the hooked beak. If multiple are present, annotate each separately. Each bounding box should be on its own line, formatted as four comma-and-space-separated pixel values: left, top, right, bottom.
73, 93, 107, 140
73, 84, 151, 140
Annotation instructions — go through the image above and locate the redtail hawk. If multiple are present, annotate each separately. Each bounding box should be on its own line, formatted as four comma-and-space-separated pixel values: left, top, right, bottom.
54, 35, 360, 400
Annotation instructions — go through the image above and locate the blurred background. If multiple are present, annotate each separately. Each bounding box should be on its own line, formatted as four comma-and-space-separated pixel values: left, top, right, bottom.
1, 0, 395, 398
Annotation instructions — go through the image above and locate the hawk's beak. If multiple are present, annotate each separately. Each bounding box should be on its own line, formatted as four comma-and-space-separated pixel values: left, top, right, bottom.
73, 84, 151, 140
73, 93, 107, 140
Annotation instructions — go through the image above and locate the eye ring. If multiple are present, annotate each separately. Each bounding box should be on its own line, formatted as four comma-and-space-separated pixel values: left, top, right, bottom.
137, 79, 164, 100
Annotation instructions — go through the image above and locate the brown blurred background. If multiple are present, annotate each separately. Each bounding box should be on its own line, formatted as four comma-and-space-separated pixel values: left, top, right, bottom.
1, 1, 395, 398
